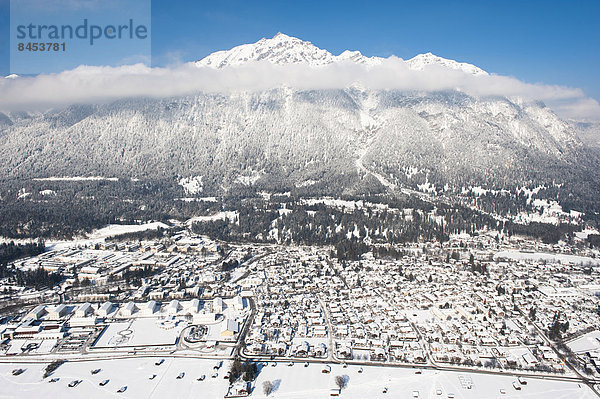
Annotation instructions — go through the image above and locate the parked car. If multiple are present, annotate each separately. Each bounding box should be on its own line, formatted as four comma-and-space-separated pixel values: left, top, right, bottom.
512, 381, 522, 390
197, 375, 206, 381
304, 362, 309, 367
149, 374, 157, 380
91, 369, 101, 375
99, 379, 109, 386
518, 376, 527, 385
177, 372, 185, 379
49, 378, 60, 383
68, 380, 81, 388
382, 387, 388, 393
11, 369, 24, 376
155, 359, 165, 366
117, 386, 127, 393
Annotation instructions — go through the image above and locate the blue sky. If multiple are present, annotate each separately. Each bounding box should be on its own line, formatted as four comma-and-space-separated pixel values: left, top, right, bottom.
2, 0, 599, 101
150, 0, 600, 101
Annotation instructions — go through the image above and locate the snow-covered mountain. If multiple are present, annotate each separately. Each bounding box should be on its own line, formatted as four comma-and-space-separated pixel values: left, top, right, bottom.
196, 33, 484, 75
0, 88, 595, 193
405, 52, 487, 76
196, 33, 341, 67
0, 34, 598, 207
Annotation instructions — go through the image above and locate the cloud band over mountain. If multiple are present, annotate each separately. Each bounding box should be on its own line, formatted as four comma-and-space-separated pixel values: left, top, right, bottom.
1, 36, 599, 121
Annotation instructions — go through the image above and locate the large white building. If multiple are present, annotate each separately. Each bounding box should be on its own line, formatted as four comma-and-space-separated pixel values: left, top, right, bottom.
75, 302, 94, 318
48, 304, 69, 320
122, 301, 138, 317
142, 300, 158, 315
97, 301, 114, 317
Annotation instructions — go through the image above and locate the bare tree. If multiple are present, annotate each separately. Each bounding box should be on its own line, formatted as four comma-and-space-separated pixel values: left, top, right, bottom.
335, 375, 347, 390
263, 380, 274, 396
43, 359, 65, 379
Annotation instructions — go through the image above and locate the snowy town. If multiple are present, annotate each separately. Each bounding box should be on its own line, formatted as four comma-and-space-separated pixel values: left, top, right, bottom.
0, 226, 598, 398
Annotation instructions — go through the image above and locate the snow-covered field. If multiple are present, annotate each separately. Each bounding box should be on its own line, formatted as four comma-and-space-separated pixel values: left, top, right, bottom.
254, 363, 595, 399
43, 222, 170, 250
86, 222, 170, 240
176, 197, 218, 202
300, 197, 394, 212
494, 251, 600, 266
0, 358, 228, 399
186, 212, 238, 226
575, 229, 600, 240
0, 358, 594, 399
567, 330, 600, 354
92, 318, 184, 349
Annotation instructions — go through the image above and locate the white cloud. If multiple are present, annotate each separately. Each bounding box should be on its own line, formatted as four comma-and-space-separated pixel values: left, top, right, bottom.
547, 97, 600, 122
1, 58, 599, 121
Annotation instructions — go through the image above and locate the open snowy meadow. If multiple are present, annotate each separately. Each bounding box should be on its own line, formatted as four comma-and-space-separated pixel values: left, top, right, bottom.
0, 357, 595, 398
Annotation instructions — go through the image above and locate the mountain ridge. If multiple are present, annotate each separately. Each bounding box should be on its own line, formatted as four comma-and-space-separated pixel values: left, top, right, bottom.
195, 33, 487, 76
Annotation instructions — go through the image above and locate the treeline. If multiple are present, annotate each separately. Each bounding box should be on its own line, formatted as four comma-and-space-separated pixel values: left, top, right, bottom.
221, 259, 240, 272
121, 266, 155, 287
191, 197, 513, 246
0, 178, 217, 239
1, 174, 590, 248
193, 202, 450, 245
549, 312, 570, 341
335, 240, 369, 261
221, 252, 253, 272
465, 191, 529, 218
0, 241, 45, 265
191, 196, 584, 247
503, 221, 580, 244
8, 267, 63, 290
229, 359, 259, 383
372, 246, 409, 260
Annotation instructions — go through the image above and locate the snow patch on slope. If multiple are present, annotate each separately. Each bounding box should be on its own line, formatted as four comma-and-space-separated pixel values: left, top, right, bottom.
33, 176, 119, 182
179, 176, 203, 194
234, 171, 262, 186
514, 199, 581, 225
186, 211, 238, 225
